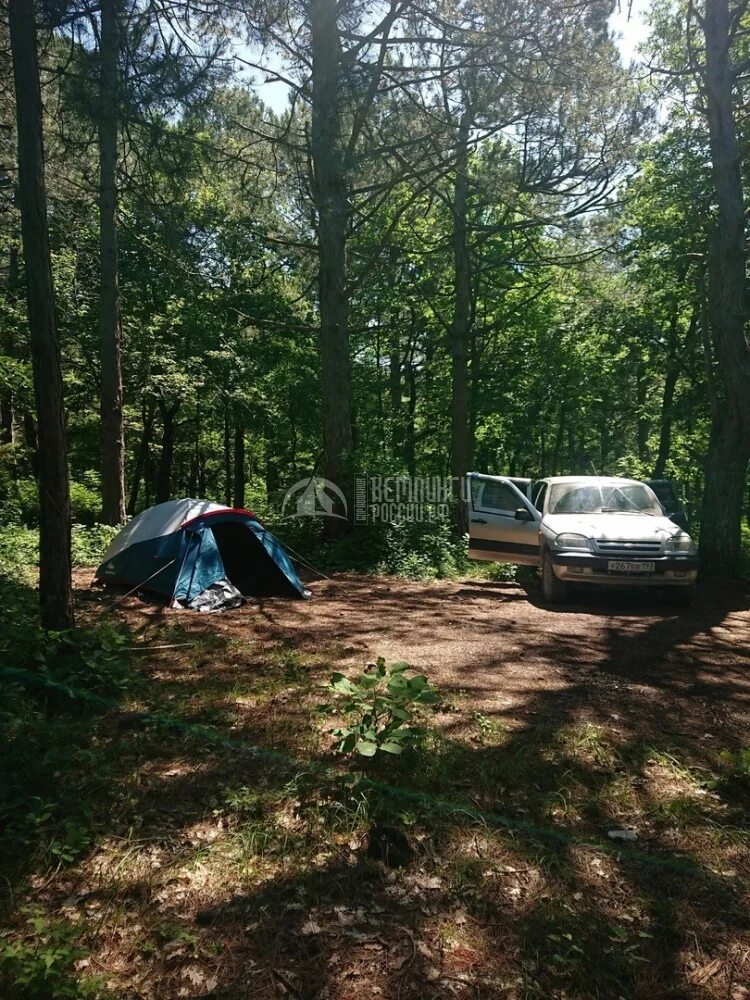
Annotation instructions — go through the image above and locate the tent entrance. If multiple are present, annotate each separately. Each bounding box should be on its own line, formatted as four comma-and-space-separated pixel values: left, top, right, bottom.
211, 520, 299, 597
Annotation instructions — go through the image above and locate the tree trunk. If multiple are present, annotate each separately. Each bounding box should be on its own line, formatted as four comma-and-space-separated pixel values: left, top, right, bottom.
155, 401, 178, 504
10, 0, 74, 629
636, 372, 649, 463
98, 0, 125, 525
127, 398, 155, 515
23, 410, 39, 475
700, 0, 750, 574
405, 344, 417, 478
389, 322, 401, 454
652, 313, 684, 479
552, 403, 566, 474
223, 400, 232, 506
310, 0, 352, 530
233, 405, 245, 508
1, 244, 20, 445
700, 410, 749, 570
449, 110, 473, 535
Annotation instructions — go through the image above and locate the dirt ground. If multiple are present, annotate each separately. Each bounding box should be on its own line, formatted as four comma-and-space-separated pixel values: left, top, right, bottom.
11, 572, 750, 999
111, 571, 750, 748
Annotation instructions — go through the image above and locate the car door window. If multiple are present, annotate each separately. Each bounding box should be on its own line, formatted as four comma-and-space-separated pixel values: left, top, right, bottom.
533, 483, 547, 512
472, 479, 523, 515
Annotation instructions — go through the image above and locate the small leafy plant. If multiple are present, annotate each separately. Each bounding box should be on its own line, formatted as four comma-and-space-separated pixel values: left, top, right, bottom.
718, 747, 750, 788
0, 909, 101, 999
319, 657, 439, 757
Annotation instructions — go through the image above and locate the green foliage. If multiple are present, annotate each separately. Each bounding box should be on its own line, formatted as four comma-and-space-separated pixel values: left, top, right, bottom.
274, 518, 478, 581
71, 524, 119, 566
0, 586, 136, 863
0, 525, 39, 583
0, 909, 102, 999
0, 477, 103, 527
718, 748, 750, 788
319, 657, 439, 757
0, 524, 118, 582
0, 614, 134, 699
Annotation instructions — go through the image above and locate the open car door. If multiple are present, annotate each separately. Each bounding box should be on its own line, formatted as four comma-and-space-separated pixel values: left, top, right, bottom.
467, 473, 541, 566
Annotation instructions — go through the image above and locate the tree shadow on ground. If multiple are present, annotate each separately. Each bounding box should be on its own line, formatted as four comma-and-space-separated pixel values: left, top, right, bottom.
3, 573, 749, 998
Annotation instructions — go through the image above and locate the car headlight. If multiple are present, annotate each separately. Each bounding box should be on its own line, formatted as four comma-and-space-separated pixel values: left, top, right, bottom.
554, 533, 590, 550
664, 533, 696, 555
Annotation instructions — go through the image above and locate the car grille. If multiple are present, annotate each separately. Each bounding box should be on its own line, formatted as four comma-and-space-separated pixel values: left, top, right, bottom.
594, 539, 662, 557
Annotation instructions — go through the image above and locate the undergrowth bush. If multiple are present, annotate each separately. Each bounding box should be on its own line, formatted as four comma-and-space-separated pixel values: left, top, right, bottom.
319, 657, 439, 757
0, 524, 118, 582
0, 908, 102, 999
271, 516, 510, 581
0, 475, 102, 527
0, 580, 136, 868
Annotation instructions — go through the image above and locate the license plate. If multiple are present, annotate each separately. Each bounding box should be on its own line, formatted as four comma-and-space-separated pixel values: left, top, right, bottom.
607, 560, 655, 573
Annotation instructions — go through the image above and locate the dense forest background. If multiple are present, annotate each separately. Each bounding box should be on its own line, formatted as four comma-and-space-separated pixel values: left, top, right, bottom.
2, 0, 750, 627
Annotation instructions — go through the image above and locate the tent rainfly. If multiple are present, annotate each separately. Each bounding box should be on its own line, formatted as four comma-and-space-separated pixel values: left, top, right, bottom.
96, 499, 308, 610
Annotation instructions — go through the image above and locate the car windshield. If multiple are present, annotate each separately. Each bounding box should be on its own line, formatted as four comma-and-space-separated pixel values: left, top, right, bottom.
547, 482, 663, 516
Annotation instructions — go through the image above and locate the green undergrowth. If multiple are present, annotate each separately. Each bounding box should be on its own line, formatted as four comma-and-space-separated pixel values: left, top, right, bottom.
269, 517, 516, 581
0, 524, 118, 584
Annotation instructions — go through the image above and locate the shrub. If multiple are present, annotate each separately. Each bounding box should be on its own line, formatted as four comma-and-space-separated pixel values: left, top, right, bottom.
0, 524, 118, 582
0, 525, 39, 583
319, 657, 439, 757
0, 909, 102, 999
71, 524, 118, 567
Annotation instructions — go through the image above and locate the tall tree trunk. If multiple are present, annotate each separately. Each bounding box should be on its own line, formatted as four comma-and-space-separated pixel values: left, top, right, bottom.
23, 410, 39, 475
449, 109, 473, 534
223, 400, 232, 506
155, 401, 178, 504
405, 342, 417, 478
552, 403, 566, 474
699, 0, 750, 574
310, 0, 352, 530
127, 398, 155, 514
10, 0, 74, 629
636, 372, 649, 463
1, 244, 20, 444
389, 322, 401, 455
652, 313, 684, 479
98, 0, 125, 525
233, 405, 245, 509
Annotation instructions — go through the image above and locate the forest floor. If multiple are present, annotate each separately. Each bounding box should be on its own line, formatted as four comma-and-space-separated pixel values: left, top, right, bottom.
3, 570, 750, 999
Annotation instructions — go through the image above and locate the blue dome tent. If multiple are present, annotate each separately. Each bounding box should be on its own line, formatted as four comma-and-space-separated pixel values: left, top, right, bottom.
96, 499, 307, 609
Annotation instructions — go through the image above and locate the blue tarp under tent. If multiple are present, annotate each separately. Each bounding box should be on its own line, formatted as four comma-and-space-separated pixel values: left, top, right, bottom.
95, 499, 308, 610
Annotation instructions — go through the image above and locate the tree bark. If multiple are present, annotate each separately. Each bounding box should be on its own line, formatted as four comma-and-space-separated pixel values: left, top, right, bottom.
699, 0, 750, 574
449, 109, 473, 534
223, 400, 232, 506
1, 244, 20, 445
652, 313, 686, 479
389, 322, 401, 452
127, 398, 155, 515
98, 0, 125, 525
155, 401, 178, 504
636, 372, 649, 463
233, 404, 245, 509
310, 0, 352, 530
10, 0, 74, 629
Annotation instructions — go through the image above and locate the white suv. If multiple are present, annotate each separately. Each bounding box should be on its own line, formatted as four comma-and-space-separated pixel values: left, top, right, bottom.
467, 474, 698, 605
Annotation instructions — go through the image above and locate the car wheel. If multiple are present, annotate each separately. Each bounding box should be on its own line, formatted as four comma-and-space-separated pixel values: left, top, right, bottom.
542, 553, 568, 604
665, 585, 695, 607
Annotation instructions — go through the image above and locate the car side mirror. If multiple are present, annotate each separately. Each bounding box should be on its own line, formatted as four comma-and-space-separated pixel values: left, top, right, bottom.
515, 507, 533, 522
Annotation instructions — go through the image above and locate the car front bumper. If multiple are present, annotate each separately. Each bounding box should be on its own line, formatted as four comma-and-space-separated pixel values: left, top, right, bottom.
550, 552, 698, 586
